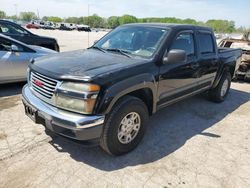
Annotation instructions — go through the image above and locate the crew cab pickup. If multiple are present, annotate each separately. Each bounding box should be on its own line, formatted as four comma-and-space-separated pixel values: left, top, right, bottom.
22, 24, 242, 155
0, 20, 59, 51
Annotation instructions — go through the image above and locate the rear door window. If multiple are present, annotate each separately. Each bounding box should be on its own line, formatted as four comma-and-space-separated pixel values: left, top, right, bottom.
198, 33, 214, 54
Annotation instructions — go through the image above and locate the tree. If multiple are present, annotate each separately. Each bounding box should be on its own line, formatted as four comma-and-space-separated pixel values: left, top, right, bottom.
0, 10, 6, 19
118, 15, 137, 25
7, 15, 18, 20
206, 20, 236, 33
107, 16, 119, 28
46, 16, 63, 23
81, 14, 106, 28
19, 12, 37, 21
65, 17, 79, 24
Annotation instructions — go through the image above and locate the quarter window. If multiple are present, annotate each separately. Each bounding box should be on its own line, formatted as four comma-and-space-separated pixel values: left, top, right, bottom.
170, 33, 194, 55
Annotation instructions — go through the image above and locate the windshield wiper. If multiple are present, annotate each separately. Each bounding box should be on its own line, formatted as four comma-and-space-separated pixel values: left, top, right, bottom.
106, 48, 132, 58
89, 46, 106, 53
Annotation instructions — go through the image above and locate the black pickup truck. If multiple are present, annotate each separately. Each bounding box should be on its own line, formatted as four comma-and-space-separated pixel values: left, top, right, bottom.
0, 20, 59, 51
22, 24, 242, 155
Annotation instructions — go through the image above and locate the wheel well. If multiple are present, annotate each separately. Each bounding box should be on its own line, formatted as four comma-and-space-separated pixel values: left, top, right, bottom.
229, 66, 235, 78
126, 88, 154, 115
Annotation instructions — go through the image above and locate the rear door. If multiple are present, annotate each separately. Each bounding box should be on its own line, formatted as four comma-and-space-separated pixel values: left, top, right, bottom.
157, 30, 200, 107
196, 31, 219, 88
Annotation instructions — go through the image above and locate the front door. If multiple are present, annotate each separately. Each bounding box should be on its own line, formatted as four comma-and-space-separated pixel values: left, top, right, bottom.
0, 36, 30, 82
157, 31, 200, 108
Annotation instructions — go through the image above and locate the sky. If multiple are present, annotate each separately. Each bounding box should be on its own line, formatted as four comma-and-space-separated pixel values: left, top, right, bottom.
0, 0, 249, 27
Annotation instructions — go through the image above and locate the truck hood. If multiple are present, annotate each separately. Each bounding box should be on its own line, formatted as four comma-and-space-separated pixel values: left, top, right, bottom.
31, 49, 149, 81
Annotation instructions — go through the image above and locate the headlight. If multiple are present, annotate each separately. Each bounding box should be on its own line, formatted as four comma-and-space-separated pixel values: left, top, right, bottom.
56, 82, 100, 114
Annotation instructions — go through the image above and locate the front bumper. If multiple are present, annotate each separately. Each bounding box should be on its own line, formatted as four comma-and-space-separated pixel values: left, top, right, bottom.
22, 84, 105, 141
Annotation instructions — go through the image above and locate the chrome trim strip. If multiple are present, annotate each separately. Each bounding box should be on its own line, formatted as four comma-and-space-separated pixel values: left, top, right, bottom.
31, 75, 56, 87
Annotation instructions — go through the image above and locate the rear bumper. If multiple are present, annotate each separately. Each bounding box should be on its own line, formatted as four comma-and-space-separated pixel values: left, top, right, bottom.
22, 85, 105, 141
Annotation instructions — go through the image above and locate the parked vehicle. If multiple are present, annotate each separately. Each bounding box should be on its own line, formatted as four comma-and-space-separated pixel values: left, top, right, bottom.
219, 32, 250, 81
0, 20, 60, 51
26, 22, 40, 29
58, 23, 72, 31
22, 24, 242, 155
77, 24, 91, 32
0, 34, 56, 84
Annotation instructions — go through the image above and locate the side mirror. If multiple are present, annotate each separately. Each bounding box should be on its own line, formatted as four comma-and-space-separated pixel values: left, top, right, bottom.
11, 44, 19, 52
163, 49, 187, 64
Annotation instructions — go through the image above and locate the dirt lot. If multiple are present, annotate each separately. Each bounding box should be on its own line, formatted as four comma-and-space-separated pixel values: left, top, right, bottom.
0, 30, 250, 188
29, 29, 108, 52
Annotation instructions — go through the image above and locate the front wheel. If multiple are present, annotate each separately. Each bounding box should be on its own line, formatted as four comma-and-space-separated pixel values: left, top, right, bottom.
100, 96, 149, 156
208, 71, 231, 103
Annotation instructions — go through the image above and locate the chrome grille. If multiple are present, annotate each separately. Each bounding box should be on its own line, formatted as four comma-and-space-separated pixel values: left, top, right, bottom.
30, 71, 59, 100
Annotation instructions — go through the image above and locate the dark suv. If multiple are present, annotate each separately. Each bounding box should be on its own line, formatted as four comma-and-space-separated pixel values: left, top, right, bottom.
0, 20, 59, 51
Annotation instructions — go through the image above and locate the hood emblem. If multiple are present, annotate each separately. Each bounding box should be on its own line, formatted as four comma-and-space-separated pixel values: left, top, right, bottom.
34, 79, 44, 87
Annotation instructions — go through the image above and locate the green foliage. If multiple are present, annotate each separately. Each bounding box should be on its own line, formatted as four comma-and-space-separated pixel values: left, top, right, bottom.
45, 16, 63, 23
1, 10, 240, 33
79, 14, 106, 28
65, 17, 80, 24
7, 15, 18, 20
107, 16, 120, 28
118, 15, 137, 25
0, 10, 6, 19
19, 12, 37, 21
206, 20, 235, 33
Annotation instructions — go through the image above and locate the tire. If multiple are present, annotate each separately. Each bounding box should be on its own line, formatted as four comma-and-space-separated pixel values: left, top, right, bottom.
100, 96, 149, 156
208, 71, 231, 103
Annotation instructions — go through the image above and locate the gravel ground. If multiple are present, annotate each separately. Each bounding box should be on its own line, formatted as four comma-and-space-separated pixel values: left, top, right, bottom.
0, 30, 250, 187
28, 29, 107, 52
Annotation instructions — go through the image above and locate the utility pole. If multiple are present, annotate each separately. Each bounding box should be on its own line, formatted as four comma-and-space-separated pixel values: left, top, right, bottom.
37, 9, 40, 19
14, 4, 18, 20
88, 4, 90, 47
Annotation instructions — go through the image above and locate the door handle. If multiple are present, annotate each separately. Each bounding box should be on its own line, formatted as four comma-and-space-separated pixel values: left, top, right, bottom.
190, 63, 199, 69
211, 59, 217, 65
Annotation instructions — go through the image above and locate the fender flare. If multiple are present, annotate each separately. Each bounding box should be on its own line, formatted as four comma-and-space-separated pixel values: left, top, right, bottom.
95, 73, 158, 114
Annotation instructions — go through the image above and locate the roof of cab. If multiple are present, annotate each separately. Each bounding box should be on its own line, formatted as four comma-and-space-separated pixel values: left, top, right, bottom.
123, 23, 213, 31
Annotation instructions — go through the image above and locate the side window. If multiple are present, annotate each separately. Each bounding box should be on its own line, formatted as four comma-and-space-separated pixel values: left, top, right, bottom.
170, 33, 194, 56
0, 37, 12, 51
198, 33, 214, 54
0, 23, 28, 35
0, 37, 24, 52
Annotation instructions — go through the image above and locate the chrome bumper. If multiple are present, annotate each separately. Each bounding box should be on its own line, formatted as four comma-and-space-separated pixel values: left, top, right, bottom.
22, 84, 105, 141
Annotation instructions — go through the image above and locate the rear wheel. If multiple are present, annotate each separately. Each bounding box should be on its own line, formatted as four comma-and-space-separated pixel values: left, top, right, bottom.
208, 71, 231, 102
100, 96, 149, 156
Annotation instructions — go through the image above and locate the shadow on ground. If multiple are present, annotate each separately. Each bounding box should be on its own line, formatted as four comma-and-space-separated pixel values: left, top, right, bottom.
0, 82, 26, 111
0, 82, 25, 97
47, 88, 250, 171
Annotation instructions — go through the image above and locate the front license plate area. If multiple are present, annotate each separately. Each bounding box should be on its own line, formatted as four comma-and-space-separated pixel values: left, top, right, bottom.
24, 103, 38, 123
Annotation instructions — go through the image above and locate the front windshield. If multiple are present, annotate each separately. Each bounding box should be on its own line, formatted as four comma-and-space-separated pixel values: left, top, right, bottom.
94, 26, 169, 58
